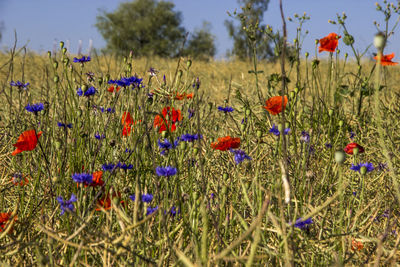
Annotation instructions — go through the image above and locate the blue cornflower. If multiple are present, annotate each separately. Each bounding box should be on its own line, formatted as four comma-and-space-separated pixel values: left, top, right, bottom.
106, 108, 115, 113
350, 130, 355, 140
108, 76, 143, 89
116, 162, 133, 170
218, 106, 234, 113
56, 194, 77, 215
168, 206, 180, 217
77, 86, 96, 97
73, 56, 91, 63
188, 109, 195, 119
146, 206, 158, 215
129, 195, 135, 201
158, 139, 178, 155
72, 173, 93, 184
141, 194, 153, 203
156, 166, 177, 177
94, 133, 105, 140
294, 217, 313, 230
300, 131, 310, 143
57, 122, 73, 129
180, 134, 203, 142
350, 163, 374, 173
10, 80, 29, 90
25, 103, 44, 114
268, 124, 290, 136
241, 118, 247, 124
125, 148, 132, 153
102, 163, 116, 172
230, 149, 252, 165
325, 143, 332, 149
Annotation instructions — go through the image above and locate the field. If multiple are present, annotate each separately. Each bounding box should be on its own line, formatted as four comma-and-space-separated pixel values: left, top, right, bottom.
1, 9, 400, 267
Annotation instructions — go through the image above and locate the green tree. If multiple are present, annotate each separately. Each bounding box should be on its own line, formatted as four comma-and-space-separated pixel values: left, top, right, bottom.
95, 0, 185, 57
225, 0, 273, 60
184, 21, 216, 60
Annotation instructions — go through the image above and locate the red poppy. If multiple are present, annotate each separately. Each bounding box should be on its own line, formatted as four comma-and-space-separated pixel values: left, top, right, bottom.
344, 143, 365, 155
373, 53, 398, 66
263, 96, 288, 115
91, 171, 104, 187
121, 112, 141, 136
351, 239, 364, 251
173, 92, 194, 100
153, 107, 182, 133
10, 173, 29, 187
12, 130, 43, 156
0, 212, 16, 233
96, 191, 124, 211
319, 33, 341, 53
211, 136, 241, 151
107, 85, 121, 93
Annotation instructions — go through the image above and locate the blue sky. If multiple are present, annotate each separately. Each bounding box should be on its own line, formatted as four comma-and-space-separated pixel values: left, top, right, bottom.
1, 0, 398, 60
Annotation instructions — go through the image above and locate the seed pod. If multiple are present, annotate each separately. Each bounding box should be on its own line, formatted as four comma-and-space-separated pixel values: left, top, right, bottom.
245, 109, 251, 116
59, 41, 64, 49
360, 166, 367, 175
54, 75, 59, 83
256, 130, 262, 138
186, 59, 192, 68
335, 150, 346, 164
338, 120, 344, 127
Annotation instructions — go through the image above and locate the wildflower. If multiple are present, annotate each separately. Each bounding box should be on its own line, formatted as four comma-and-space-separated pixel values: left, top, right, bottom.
102, 163, 116, 172
325, 143, 332, 149
318, 33, 341, 53
91, 171, 104, 187
156, 166, 177, 177
73, 56, 91, 63
300, 131, 310, 143
344, 143, 364, 155
107, 85, 121, 93
377, 162, 389, 172
141, 194, 153, 203
94, 133, 105, 140
174, 92, 194, 100
10, 80, 29, 90
294, 217, 313, 230
349, 130, 355, 140
12, 130, 42, 156
168, 206, 180, 217
0, 212, 15, 233
350, 163, 374, 173
148, 67, 158, 76
158, 138, 178, 155
180, 134, 203, 142
108, 76, 143, 89
211, 136, 240, 151
218, 106, 234, 113
56, 194, 77, 215
188, 109, 195, 119
77, 86, 96, 97
86, 72, 95, 82
263, 96, 288, 115
269, 124, 290, 136
147, 206, 158, 215
153, 107, 182, 133
373, 53, 398, 66
351, 239, 364, 251
116, 162, 133, 170
129, 194, 135, 201
72, 173, 93, 184
230, 149, 252, 165
96, 191, 124, 211
25, 103, 44, 114
11, 173, 29, 186
57, 122, 73, 129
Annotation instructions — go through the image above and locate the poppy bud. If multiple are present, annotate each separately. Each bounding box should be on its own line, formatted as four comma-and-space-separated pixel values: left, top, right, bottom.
208, 102, 213, 112
328, 109, 334, 116
55, 141, 61, 149
223, 173, 228, 180
180, 142, 186, 150
241, 124, 246, 131
338, 120, 344, 127
337, 49, 340, 54
63, 58, 69, 66
98, 78, 103, 86
222, 185, 227, 194
335, 150, 346, 164
123, 56, 127, 63
77, 109, 82, 116
353, 147, 359, 156
294, 87, 299, 94
177, 70, 183, 79
62, 48, 67, 55
53, 61, 58, 69
293, 38, 298, 44
285, 122, 290, 129
54, 75, 59, 83
193, 148, 198, 155
161, 131, 168, 138
305, 52, 309, 58
59, 41, 64, 49
186, 60, 192, 68
47, 51, 51, 58
245, 109, 251, 116
289, 91, 295, 99
343, 34, 354, 46
360, 166, 367, 175
256, 130, 262, 138
315, 39, 319, 45
345, 53, 349, 58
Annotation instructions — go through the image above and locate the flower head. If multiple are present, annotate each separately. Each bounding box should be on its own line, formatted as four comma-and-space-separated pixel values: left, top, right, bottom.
73, 56, 91, 63
116, 162, 133, 170
77, 86, 96, 97
12, 130, 42, 156
211, 136, 240, 151
96, 191, 124, 211
294, 217, 313, 230
153, 107, 182, 133
263, 96, 288, 115
56, 194, 77, 215
146, 206, 158, 215
141, 194, 153, 203
108, 76, 143, 88
344, 143, 364, 155
0, 212, 16, 233
300, 131, 310, 143
218, 106, 234, 113
72, 173, 93, 184
11, 172, 29, 186
230, 149, 252, 165
319, 33, 341, 53
180, 134, 202, 142
10, 80, 29, 90
269, 124, 290, 136
57, 122, 73, 129
156, 166, 177, 177
91, 171, 104, 187
102, 163, 116, 172
107, 85, 121, 93
374, 53, 398, 66
350, 163, 374, 173
25, 103, 44, 114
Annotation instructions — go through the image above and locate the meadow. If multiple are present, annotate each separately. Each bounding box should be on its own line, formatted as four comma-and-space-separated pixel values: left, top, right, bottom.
1, 3, 400, 266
